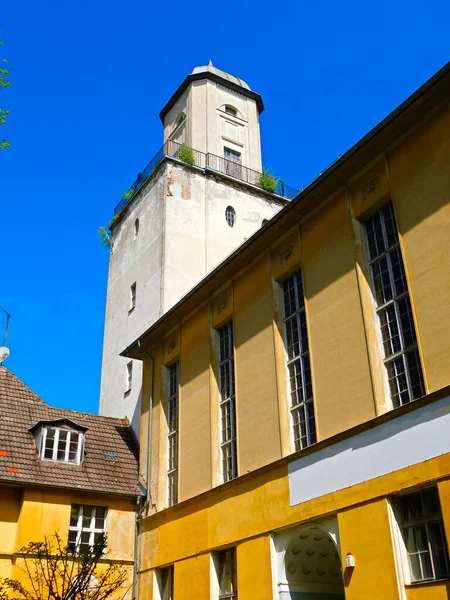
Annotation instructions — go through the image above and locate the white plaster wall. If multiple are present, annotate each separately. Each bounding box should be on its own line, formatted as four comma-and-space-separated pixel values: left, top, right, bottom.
288, 394, 450, 507
204, 173, 283, 271
99, 169, 166, 432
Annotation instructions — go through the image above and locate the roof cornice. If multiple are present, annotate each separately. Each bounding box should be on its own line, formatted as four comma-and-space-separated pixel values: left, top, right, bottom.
159, 72, 264, 122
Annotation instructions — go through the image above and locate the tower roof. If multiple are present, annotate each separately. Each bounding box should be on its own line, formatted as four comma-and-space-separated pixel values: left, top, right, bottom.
191, 62, 251, 91
159, 62, 264, 123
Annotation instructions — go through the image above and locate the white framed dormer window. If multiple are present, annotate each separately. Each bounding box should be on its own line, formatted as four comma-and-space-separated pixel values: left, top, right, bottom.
41, 426, 83, 464
68, 504, 107, 554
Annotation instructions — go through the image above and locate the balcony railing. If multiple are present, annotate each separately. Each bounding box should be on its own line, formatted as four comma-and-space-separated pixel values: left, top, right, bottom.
113, 140, 298, 217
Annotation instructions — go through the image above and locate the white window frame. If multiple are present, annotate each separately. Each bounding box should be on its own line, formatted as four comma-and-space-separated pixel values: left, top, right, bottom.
68, 504, 107, 554
41, 427, 83, 464
212, 547, 237, 600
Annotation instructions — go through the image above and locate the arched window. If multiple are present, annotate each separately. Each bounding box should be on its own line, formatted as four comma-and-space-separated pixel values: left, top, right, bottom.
224, 105, 238, 117
262, 219, 268, 227
225, 206, 236, 227
134, 218, 139, 239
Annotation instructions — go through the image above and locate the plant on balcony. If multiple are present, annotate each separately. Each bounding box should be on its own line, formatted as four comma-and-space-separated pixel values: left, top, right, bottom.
256, 168, 280, 194
178, 143, 195, 165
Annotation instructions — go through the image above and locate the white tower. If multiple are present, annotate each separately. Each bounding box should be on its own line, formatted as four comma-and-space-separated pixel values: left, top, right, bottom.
99, 63, 293, 434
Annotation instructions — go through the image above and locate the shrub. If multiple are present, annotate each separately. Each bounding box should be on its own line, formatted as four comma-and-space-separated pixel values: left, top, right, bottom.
256, 168, 280, 193
98, 226, 111, 248
178, 143, 195, 165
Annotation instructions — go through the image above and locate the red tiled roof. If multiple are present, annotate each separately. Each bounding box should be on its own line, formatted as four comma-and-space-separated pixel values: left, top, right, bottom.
0, 367, 140, 497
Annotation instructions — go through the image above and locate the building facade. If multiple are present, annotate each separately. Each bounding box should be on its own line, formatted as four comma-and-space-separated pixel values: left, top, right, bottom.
0, 367, 139, 597
99, 63, 296, 434
123, 63, 450, 599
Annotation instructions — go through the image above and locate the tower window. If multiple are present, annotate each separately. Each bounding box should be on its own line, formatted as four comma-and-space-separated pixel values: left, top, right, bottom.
129, 283, 136, 312
134, 218, 139, 239
224, 105, 238, 117
225, 206, 236, 228
126, 361, 133, 392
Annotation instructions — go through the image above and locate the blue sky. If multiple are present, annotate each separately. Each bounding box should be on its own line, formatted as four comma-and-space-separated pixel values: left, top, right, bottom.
1, 0, 449, 413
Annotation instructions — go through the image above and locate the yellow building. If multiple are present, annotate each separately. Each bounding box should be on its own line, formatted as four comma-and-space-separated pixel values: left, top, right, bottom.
0, 366, 139, 596
125, 62, 450, 600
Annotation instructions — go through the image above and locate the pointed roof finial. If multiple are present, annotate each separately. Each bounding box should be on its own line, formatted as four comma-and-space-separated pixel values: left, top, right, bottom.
208, 59, 213, 66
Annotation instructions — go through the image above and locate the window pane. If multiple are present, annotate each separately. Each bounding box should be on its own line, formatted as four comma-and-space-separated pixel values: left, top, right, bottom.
70, 506, 79, 527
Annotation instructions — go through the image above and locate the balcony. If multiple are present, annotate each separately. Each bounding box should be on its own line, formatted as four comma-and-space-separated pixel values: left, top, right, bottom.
113, 140, 298, 218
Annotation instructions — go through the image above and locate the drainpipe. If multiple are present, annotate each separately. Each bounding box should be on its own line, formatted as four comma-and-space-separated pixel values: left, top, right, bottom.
131, 339, 155, 599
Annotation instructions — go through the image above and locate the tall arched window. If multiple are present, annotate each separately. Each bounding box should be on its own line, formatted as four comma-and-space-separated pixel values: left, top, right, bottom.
224, 105, 238, 117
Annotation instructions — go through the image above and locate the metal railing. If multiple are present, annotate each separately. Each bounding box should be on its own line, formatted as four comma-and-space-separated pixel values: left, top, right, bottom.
113, 141, 298, 216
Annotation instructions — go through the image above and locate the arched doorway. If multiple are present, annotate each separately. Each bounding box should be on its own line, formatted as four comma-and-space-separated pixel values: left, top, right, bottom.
281, 523, 345, 599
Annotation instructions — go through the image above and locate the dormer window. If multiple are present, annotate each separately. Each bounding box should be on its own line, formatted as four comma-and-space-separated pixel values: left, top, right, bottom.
42, 427, 82, 463
30, 419, 87, 465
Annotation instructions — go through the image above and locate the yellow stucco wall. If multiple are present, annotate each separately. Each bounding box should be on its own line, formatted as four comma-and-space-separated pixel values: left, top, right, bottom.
234, 255, 282, 473
179, 305, 212, 501
338, 499, 399, 600
301, 192, 376, 439
388, 106, 450, 394
237, 536, 273, 600
0, 485, 136, 592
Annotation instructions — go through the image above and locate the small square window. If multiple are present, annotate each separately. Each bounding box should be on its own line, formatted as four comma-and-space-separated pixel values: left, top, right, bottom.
129, 283, 136, 312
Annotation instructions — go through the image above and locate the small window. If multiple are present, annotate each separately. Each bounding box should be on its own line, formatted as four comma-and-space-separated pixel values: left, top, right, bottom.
134, 218, 139, 239
225, 206, 236, 228
262, 219, 268, 227
41, 427, 83, 464
126, 361, 133, 392
224, 105, 238, 117
398, 487, 450, 582
156, 566, 174, 600
218, 548, 237, 599
68, 504, 107, 554
129, 283, 136, 312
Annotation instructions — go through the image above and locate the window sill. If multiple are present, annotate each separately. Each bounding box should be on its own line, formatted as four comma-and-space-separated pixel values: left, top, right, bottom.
405, 577, 450, 588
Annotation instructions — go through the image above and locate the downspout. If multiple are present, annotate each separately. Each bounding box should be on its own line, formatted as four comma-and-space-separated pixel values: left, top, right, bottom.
132, 339, 155, 599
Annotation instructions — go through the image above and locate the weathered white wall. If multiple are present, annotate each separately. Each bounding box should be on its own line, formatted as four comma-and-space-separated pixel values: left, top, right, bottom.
100, 159, 285, 434
288, 395, 450, 506
99, 169, 165, 433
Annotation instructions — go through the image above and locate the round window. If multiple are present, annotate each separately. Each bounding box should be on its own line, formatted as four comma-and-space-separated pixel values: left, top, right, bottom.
225, 206, 236, 227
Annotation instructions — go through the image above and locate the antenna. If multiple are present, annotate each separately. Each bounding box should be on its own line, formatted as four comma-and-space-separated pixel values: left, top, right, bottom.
0, 305, 11, 365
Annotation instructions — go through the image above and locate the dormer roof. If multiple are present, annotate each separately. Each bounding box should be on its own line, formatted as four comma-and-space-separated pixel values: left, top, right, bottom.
0, 367, 139, 498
